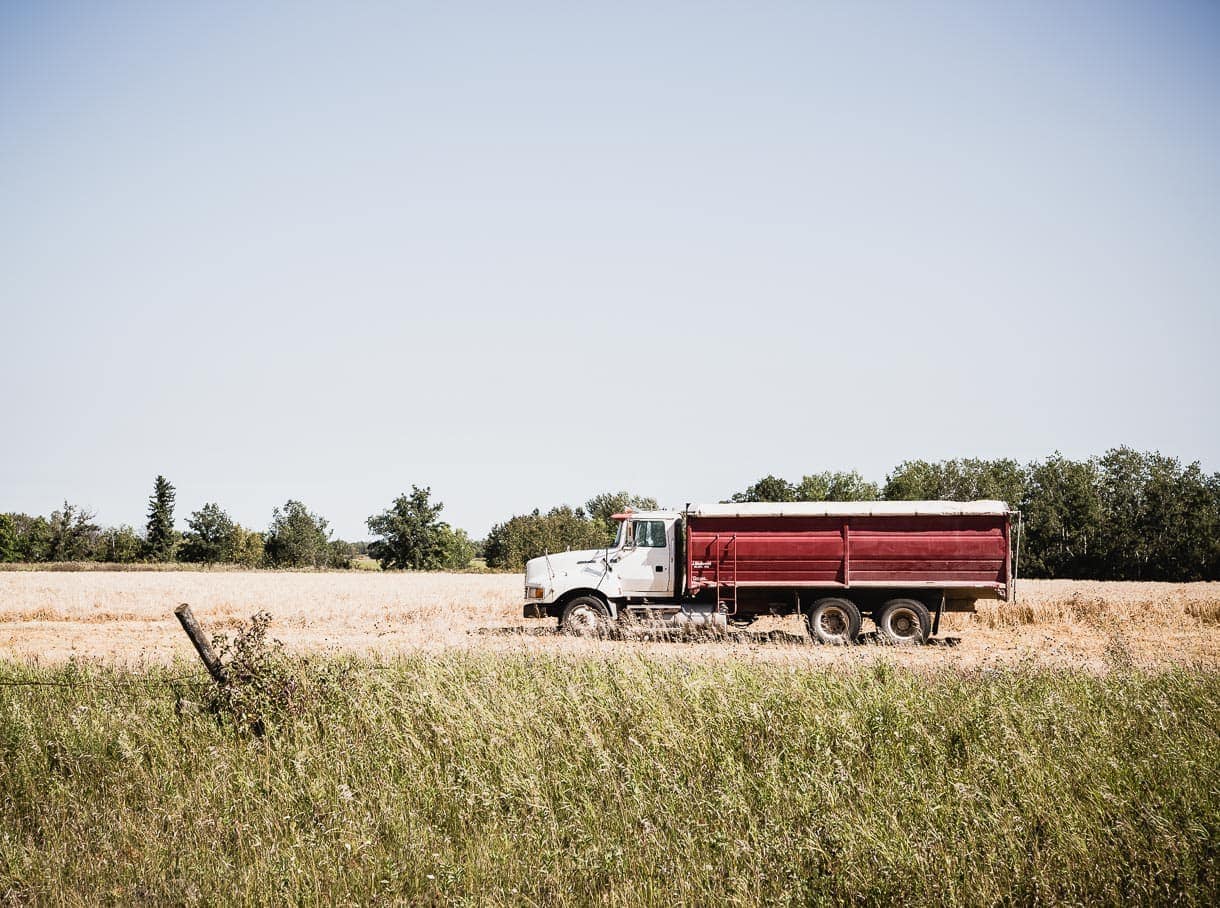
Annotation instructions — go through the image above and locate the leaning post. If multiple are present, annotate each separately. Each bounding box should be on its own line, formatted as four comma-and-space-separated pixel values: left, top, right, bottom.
174, 603, 228, 685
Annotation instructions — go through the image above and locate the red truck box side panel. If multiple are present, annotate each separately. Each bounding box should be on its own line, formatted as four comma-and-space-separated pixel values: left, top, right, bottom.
686, 514, 1008, 591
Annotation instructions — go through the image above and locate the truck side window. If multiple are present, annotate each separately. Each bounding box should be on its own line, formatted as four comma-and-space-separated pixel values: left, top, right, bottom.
633, 520, 666, 547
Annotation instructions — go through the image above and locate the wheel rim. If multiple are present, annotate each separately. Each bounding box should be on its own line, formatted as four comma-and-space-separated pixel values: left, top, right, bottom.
886, 607, 919, 641
568, 604, 603, 635
818, 607, 849, 639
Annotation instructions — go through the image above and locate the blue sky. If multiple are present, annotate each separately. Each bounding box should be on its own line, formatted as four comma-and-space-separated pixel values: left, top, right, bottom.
2, 1, 1217, 539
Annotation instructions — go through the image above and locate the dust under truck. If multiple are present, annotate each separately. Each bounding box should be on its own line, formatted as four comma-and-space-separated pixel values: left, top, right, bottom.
522, 501, 1015, 644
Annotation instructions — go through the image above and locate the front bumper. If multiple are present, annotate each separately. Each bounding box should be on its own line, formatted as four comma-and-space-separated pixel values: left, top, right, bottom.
523, 602, 549, 619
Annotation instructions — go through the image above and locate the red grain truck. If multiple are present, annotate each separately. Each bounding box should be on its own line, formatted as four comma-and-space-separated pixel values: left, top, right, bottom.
522, 501, 1014, 643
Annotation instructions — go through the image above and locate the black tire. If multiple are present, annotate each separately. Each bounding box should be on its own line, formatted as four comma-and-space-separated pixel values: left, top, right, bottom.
560, 595, 612, 637
806, 597, 862, 645
876, 598, 931, 645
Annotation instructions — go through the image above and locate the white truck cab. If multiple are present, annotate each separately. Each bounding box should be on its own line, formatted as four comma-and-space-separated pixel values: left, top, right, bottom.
523, 510, 683, 625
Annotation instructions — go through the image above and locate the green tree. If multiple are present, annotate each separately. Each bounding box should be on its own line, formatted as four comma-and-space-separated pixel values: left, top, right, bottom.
232, 527, 266, 568
46, 502, 101, 561
327, 539, 359, 569
1208, 473, 1220, 580
1148, 455, 1219, 582
95, 525, 143, 563
584, 491, 660, 543
542, 506, 605, 555
1093, 447, 1219, 581
144, 475, 178, 561
882, 460, 943, 500
367, 486, 449, 570
265, 500, 330, 568
483, 514, 526, 570
0, 514, 17, 562
884, 458, 1025, 507
794, 471, 881, 501
180, 503, 240, 565
729, 475, 796, 503
4, 514, 51, 562
484, 506, 608, 571
438, 526, 476, 570
1020, 453, 1102, 579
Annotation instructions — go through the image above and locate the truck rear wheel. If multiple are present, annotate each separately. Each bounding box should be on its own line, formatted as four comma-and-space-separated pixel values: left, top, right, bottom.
561, 596, 612, 637
877, 599, 931, 645
806, 597, 861, 645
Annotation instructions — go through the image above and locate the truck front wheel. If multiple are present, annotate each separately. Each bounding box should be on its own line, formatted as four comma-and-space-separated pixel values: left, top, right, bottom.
877, 599, 931, 645
561, 596, 612, 637
807, 597, 861, 645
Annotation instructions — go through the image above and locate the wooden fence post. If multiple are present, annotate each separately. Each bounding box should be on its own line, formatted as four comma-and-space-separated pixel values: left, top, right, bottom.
174, 603, 228, 685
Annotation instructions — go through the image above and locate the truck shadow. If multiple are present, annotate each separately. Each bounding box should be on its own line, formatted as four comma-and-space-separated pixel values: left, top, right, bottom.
476, 626, 960, 647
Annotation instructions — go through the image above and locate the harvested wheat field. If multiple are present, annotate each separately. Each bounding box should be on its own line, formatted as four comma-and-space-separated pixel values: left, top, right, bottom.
0, 572, 1217, 669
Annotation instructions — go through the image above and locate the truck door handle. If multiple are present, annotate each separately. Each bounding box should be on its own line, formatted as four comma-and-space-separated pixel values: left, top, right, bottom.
655, 565, 664, 572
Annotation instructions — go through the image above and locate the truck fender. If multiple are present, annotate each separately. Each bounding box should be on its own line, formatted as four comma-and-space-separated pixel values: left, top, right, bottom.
595, 571, 625, 603
554, 588, 617, 621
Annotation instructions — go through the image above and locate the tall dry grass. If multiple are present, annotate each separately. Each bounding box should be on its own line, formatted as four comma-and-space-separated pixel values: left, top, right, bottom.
1, 652, 1217, 905
963, 579, 1220, 628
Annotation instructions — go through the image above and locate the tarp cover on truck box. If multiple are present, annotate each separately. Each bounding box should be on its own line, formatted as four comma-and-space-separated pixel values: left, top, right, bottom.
684, 501, 1013, 597
687, 501, 1010, 518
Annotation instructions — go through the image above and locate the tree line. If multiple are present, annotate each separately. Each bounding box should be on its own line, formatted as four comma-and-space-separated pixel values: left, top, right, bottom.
482, 492, 659, 571
0, 477, 474, 571
719, 449, 1219, 582
480, 448, 1220, 580
2, 448, 1218, 579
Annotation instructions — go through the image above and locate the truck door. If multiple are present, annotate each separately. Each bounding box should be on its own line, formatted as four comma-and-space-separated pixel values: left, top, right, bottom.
614, 519, 673, 595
